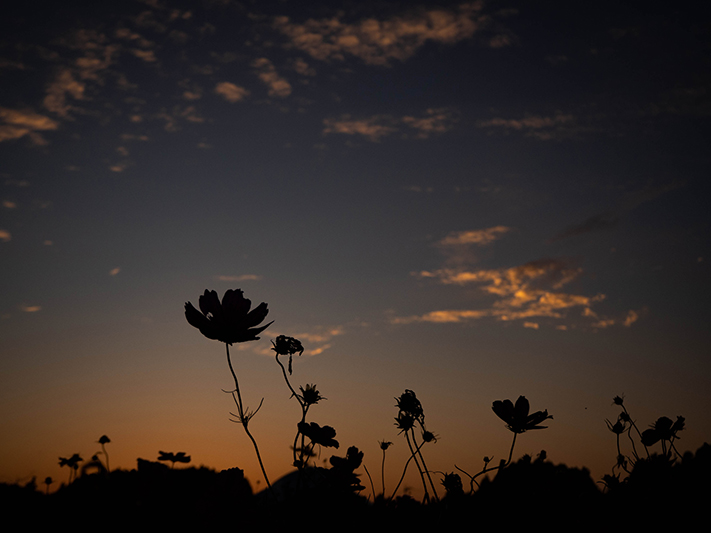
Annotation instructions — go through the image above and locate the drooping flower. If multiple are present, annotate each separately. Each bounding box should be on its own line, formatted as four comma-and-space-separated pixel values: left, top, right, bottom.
492, 395, 552, 433
272, 335, 304, 374
185, 289, 273, 344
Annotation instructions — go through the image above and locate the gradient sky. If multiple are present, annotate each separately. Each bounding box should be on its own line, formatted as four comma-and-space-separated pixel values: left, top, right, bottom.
2, 0, 710, 497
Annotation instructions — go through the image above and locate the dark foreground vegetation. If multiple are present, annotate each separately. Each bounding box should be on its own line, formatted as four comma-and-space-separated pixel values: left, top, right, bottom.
3, 444, 709, 531
4, 290, 708, 530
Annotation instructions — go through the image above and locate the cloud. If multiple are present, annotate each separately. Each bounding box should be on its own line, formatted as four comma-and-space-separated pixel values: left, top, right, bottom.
439, 226, 511, 246
109, 267, 121, 276
21, 305, 42, 313
0, 229, 11, 242
323, 115, 397, 141
274, 2, 486, 66
215, 274, 263, 282
3, 201, 17, 209
550, 182, 684, 241
550, 212, 619, 241
523, 321, 539, 329
401, 258, 606, 325
623, 310, 639, 327
252, 58, 292, 98
477, 112, 578, 140
0, 107, 59, 143
324, 108, 457, 141
215, 82, 250, 103
43, 68, 86, 117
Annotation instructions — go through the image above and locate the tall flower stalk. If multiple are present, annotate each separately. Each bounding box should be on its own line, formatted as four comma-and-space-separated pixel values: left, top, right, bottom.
185, 289, 274, 494
272, 335, 326, 469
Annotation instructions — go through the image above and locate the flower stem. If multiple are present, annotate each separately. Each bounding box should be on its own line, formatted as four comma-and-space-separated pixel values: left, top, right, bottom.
226, 343, 274, 496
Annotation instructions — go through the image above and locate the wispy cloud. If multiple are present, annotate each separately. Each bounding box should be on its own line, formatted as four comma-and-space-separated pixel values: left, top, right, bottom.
398, 258, 606, 326
215, 82, 250, 103
252, 58, 292, 98
0, 229, 11, 242
477, 112, 578, 140
274, 2, 487, 66
0, 107, 59, 144
109, 267, 121, 276
43, 68, 86, 117
20, 305, 42, 313
439, 226, 511, 246
215, 274, 263, 282
550, 182, 683, 241
324, 108, 457, 141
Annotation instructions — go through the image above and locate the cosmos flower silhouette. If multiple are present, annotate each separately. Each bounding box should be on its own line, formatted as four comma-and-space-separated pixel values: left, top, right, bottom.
185, 289, 273, 344
492, 396, 552, 434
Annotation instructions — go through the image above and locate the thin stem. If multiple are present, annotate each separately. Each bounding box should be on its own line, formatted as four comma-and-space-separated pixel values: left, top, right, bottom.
405, 430, 429, 502
363, 463, 375, 502
389, 438, 426, 501
506, 432, 517, 465
381, 448, 387, 496
226, 343, 273, 496
276, 354, 310, 468
412, 431, 439, 501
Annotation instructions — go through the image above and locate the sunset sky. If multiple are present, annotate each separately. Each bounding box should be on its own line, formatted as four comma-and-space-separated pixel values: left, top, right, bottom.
2, 0, 710, 497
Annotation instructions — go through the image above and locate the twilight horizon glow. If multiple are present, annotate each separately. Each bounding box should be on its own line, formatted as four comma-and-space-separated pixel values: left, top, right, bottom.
1, 0, 709, 498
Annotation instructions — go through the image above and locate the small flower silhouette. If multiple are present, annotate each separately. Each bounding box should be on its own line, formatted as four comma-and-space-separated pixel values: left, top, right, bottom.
298, 421, 339, 449
157, 451, 191, 468
641, 416, 685, 446
299, 383, 325, 406
185, 289, 273, 344
492, 396, 552, 434
272, 335, 304, 374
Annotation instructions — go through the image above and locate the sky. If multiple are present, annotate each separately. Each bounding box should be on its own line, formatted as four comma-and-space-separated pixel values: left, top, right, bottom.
1, 0, 710, 497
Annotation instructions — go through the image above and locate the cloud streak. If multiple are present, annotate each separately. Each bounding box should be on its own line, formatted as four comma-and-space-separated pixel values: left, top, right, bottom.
323, 108, 457, 141
274, 2, 486, 66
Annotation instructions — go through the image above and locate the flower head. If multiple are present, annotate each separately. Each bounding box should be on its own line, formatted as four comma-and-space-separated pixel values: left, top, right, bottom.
641, 415, 685, 446
492, 395, 552, 434
299, 383, 325, 406
298, 421, 339, 449
379, 440, 393, 451
271, 335, 304, 356
395, 389, 424, 421
98, 435, 110, 444
185, 289, 273, 344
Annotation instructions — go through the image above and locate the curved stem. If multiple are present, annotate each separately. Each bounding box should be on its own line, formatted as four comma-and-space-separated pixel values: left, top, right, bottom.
389, 437, 426, 501
405, 430, 429, 502
226, 343, 274, 496
412, 431, 439, 501
507, 432, 517, 466
381, 448, 387, 496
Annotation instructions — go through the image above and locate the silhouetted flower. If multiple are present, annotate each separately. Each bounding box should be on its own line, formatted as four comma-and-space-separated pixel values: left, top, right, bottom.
299, 383, 325, 405
613, 395, 625, 406
185, 289, 273, 344
298, 422, 339, 448
379, 440, 393, 451
271, 335, 304, 356
641, 416, 685, 446
422, 430, 438, 443
272, 335, 304, 374
158, 451, 191, 467
330, 445, 364, 471
492, 396, 552, 433
395, 389, 424, 420
606, 418, 627, 435
394, 412, 416, 433
441, 472, 463, 496
58, 454, 83, 468
98, 435, 110, 444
